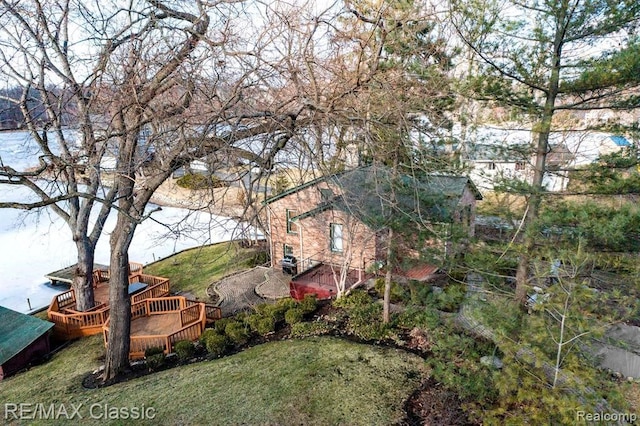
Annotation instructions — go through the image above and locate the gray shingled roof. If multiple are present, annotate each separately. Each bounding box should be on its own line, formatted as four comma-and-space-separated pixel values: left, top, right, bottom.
291, 165, 481, 227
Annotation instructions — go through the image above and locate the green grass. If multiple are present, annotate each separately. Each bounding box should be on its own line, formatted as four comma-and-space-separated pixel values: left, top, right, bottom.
144, 242, 266, 299
0, 336, 427, 425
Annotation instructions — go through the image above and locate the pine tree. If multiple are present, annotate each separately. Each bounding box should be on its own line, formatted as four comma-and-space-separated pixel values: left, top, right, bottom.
451, 0, 640, 304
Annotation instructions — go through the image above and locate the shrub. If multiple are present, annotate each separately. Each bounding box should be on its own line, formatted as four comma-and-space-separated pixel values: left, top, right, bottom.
204, 332, 229, 357
347, 301, 382, 328
269, 298, 301, 321
351, 321, 390, 341
276, 297, 298, 311
434, 283, 466, 312
407, 280, 435, 306
246, 313, 276, 335
374, 277, 407, 303
426, 325, 496, 406
213, 318, 232, 334
144, 346, 164, 357
254, 303, 283, 322
345, 302, 390, 341
271, 173, 290, 195
290, 321, 333, 338
299, 294, 318, 314
174, 340, 195, 361
284, 307, 304, 325
255, 301, 304, 323
250, 250, 269, 266
395, 306, 441, 330
245, 313, 262, 332
333, 289, 372, 310
255, 316, 276, 335
200, 328, 217, 345
225, 321, 251, 346
176, 173, 226, 190
144, 347, 166, 371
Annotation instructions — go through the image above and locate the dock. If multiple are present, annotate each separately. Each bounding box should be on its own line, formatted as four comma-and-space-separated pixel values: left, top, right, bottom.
45, 263, 109, 287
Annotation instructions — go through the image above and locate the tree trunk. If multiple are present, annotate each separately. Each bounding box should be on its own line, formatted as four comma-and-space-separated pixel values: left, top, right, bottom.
383, 228, 394, 324
514, 9, 564, 305
102, 215, 136, 381
72, 235, 96, 311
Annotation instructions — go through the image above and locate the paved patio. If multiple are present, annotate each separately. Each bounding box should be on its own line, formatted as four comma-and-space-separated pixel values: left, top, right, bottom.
208, 266, 290, 316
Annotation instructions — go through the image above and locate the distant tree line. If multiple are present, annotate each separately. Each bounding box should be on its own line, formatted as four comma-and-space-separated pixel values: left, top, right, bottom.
0, 86, 75, 130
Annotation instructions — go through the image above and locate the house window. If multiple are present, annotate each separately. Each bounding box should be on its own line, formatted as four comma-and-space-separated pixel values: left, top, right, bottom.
330, 223, 343, 252
283, 244, 294, 256
487, 162, 496, 170
286, 209, 297, 234
515, 161, 526, 171
320, 188, 333, 201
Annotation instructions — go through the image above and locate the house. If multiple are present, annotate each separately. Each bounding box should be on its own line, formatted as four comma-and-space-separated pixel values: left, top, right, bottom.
0, 306, 54, 380
462, 126, 632, 193
264, 166, 482, 299
467, 142, 532, 192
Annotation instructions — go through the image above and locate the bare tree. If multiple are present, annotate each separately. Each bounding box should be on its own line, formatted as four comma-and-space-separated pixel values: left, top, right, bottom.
0, 0, 122, 311
0, 0, 444, 380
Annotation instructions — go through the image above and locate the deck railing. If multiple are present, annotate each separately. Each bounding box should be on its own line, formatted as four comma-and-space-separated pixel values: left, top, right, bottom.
130, 277, 171, 304
293, 262, 365, 286
180, 304, 201, 326
51, 289, 76, 312
104, 296, 217, 359
48, 270, 170, 340
129, 262, 144, 276
185, 299, 222, 322
48, 302, 110, 339
92, 262, 143, 285
203, 304, 222, 322
295, 252, 323, 275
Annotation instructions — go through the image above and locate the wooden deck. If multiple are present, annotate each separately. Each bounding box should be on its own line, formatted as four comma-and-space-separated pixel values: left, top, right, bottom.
131, 313, 182, 335
290, 263, 371, 300
47, 265, 170, 340
45, 262, 142, 286
103, 297, 222, 359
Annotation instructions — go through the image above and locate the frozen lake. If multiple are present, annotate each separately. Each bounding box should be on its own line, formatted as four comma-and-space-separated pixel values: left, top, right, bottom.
0, 130, 251, 313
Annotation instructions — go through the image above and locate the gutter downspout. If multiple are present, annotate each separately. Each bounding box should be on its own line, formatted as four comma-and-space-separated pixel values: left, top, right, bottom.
299, 222, 304, 272
266, 207, 274, 268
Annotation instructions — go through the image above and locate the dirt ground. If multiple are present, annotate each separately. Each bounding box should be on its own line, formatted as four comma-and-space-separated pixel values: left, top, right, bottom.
149, 179, 249, 218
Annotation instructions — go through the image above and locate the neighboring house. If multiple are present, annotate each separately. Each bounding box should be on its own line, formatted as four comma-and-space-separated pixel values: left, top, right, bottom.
264, 166, 482, 299
0, 306, 54, 380
462, 126, 632, 193
467, 142, 532, 192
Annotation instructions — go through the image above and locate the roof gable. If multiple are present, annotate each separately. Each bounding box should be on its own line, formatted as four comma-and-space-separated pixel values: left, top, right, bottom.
263, 173, 341, 205
0, 306, 53, 365
287, 166, 481, 227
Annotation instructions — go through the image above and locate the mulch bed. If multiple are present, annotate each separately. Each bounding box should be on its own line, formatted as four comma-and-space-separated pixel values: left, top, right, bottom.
401, 378, 477, 426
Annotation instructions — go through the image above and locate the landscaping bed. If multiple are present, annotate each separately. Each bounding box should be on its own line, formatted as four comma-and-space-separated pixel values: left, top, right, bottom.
81, 291, 485, 424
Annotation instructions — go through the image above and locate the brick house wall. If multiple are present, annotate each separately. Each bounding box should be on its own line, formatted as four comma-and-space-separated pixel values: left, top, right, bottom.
267, 182, 379, 272
266, 174, 479, 272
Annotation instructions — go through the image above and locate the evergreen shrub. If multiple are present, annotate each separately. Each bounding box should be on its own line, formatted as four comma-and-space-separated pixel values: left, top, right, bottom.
284, 307, 304, 325
225, 321, 251, 346
174, 340, 195, 361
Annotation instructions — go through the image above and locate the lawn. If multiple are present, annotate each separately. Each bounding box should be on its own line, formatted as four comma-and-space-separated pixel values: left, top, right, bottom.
0, 336, 427, 425
144, 241, 266, 299
1, 242, 428, 425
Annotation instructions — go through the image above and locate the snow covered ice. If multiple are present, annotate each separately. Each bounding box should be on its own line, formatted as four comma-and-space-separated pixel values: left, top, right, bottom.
0, 130, 251, 313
